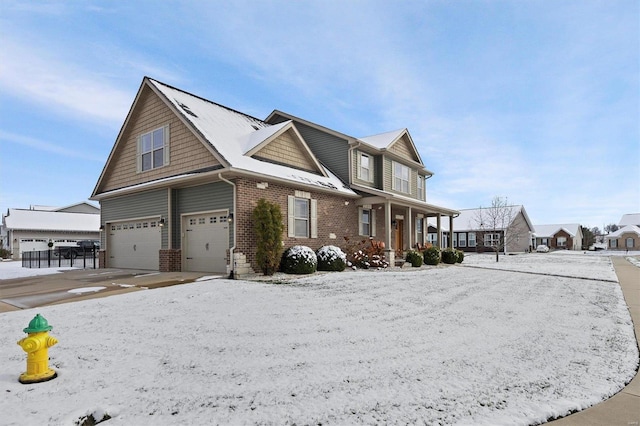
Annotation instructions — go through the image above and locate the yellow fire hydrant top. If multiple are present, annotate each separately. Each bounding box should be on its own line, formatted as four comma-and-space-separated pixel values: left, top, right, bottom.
17, 314, 58, 384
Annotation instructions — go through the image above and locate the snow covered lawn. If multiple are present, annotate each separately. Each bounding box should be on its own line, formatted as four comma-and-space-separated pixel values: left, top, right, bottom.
1, 255, 637, 425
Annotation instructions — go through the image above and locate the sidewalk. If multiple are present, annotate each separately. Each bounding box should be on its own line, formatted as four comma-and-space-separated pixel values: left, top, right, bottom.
548, 256, 640, 425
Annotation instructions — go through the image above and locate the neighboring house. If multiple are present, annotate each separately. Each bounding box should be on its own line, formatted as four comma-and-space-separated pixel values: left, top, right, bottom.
532, 224, 583, 250
427, 205, 534, 253
2, 202, 100, 259
605, 225, 640, 250
90, 77, 458, 275
618, 213, 640, 228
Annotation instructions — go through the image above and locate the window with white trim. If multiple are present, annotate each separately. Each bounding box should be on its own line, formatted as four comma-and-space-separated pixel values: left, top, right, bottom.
484, 233, 500, 247
138, 125, 169, 172
358, 153, 372, 182
458, 232, 467, 247
610, 239, 618, 248
626, 237, 634, 248
416, 218, 423, 244
427, 233, 437, 245
417, 175, 425, 200
288, 195, 317, 238
393, 162, 410, 193
468, 232, 476, 247
557, 237, 567, 247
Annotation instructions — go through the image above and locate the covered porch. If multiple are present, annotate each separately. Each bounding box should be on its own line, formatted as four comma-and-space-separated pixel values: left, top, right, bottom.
356, 195, 459, 266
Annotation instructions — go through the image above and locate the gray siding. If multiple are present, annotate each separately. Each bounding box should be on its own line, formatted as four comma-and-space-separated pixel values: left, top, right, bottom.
173, 182, 233, 249
286, 121, 350, 182
100, 189, 169, 248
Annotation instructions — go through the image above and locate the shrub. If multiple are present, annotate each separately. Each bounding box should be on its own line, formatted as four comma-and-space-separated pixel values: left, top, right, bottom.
281, 245, 317, 274
405, 250, 423, 267
343, 237, 389, 269
423, 246, 441, 265
316, 245, 347, 272
0, 248, 10, 259
456, 250, 464, 263
253, 199, 284, 275
441, 248, 457, 264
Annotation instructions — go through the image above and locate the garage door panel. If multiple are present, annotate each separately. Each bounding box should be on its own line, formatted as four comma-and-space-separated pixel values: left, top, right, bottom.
109, 220, 161, 270
184, 212, 228, 273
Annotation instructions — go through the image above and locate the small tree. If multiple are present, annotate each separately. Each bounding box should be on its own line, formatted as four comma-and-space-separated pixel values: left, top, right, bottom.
252, 199, 284, 275
604, 223, 619, 234
581, 226, 595, 249
472, 196, 526, 262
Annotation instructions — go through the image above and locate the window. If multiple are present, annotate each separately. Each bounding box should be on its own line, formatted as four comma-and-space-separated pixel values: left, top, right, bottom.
417, 175, 425, 200
288, 195, 317, 238
610, 239, 618, 248
458, 232, 467, 247
557, 237, 567, 247
416, 218, 423, 244
358, 153, 372, 182
138, 126, 169, 172
393, 162, 410, 193
427, 233, 437, 245
626, 238, 634, 248
484, 233, 500, 247
468, 232, 476, 247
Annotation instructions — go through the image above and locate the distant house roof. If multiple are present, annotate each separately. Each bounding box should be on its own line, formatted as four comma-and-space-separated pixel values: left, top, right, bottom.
606, 225, 640, 239
618, 213, 640, 227
4, 208, 100, 232
533, 224, 582, 238
428, 205, 533, 232
146, 79, 356, 197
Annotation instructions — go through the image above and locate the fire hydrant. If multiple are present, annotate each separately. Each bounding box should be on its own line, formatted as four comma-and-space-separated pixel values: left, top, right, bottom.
17, 314, 58, 384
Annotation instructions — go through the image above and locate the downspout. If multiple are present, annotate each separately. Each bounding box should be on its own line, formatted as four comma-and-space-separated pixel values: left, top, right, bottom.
218, 173, 236, 279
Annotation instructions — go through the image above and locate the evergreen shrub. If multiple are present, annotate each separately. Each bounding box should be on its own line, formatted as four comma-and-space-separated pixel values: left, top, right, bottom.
405, 250, 423, 267
281, 245, 317, 274
316, 245, 347, 272
252, 199, 284, 275
441, 248, 457, 264
423, 246, 441, 265
456, 250, 464, 263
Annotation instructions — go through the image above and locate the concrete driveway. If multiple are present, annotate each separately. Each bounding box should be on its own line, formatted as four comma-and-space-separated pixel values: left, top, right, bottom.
0, 268, 213, 312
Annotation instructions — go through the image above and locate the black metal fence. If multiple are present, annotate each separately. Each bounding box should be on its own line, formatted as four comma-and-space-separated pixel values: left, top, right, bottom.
22, 248, 99, 269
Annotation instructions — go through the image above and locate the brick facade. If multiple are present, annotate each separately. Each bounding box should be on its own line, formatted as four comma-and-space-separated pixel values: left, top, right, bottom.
160, 249, 181, 272
234, 177, 359, 273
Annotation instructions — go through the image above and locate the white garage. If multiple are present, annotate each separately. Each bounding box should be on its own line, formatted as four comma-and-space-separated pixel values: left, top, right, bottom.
182, 211, 229, 273
108, 219, 161, 270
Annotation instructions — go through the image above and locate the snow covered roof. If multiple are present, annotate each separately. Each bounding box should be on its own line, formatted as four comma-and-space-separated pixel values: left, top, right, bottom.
605, 225, 640, 238
427, 205, 532, 232
4, 209, 100, 232
533, 224, 581, 238
358, 129, 406, 149
618, 213, 640, 227
147, 79, 356, 196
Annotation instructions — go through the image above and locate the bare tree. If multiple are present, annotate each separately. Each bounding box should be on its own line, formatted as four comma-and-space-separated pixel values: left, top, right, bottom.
472, 196, 526, 262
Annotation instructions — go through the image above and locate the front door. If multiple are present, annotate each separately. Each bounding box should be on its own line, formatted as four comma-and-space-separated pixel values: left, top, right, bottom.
395, 220, 404, 256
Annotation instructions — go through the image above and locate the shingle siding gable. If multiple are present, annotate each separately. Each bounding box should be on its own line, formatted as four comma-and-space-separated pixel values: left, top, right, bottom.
96, 85, 221, 194
253, 129, 319, 173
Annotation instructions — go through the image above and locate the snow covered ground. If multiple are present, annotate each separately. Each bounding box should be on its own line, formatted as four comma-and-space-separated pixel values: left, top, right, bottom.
0, 253, 638, 425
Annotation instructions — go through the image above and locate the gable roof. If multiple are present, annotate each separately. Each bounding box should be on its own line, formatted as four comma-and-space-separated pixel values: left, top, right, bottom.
618, 213, 640, 227
428, 205, 533, 233
606, 224, 640, 238
4, 208, 100, 232
93, 78, 356, 198
358, 129, 423, 165
533, 224, 582, 238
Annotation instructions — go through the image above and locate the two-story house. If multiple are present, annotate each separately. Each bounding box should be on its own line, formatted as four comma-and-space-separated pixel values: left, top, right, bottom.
91, 77, 457, 276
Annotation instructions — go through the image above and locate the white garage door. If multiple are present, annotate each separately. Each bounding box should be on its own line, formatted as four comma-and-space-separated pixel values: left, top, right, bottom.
109, 219, 161, 270
183, 211, 229, 273
19, 239, 49, 258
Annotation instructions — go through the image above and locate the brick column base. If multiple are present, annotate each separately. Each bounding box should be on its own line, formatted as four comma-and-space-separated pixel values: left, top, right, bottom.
160, 249, 181, 272
99, 250, 107, 269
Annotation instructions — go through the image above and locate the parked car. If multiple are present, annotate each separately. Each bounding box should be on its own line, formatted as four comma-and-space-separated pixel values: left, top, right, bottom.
54, 240, 100, 259
536, 244, 550, 253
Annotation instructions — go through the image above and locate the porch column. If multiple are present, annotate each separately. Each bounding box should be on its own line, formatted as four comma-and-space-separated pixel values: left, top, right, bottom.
407, 207, 413, 250
385, 201, 394, 265
436, 214, 442, 249
449, 215, 454, 249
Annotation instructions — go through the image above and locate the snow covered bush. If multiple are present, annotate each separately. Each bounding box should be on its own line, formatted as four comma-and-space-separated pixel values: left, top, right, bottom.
316, 245, 347, 272
405, 250, 423, 267
281, 245, 317, 274
423, 246, 441, 265
456, 249, 464, 263
441, 248, 457, 264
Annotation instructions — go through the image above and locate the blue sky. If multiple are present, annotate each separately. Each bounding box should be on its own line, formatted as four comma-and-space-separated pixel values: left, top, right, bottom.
1, 0, 638, 229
